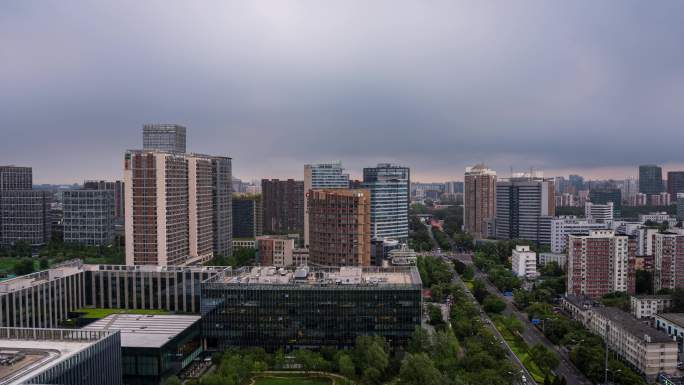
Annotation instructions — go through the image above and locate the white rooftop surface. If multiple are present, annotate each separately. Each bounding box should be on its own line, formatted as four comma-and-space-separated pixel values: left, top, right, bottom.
221, 266, 420, 286
0, 339, 92, 385
83, 314, 200, 348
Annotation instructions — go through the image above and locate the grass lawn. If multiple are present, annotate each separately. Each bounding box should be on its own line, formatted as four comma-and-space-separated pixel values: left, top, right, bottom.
74, 308, 171, 319
492, 317, 550, 384
252, 376, 333, 385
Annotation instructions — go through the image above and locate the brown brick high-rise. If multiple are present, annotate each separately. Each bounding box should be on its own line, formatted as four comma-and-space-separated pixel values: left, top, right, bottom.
308, 189, 371, 266
261, 179, 304, 234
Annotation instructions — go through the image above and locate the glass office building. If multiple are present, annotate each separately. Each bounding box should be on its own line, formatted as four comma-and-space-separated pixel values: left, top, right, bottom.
362, 164, 410, 242
0, 327, 121, 385
84, 314, 202, 385
201, 266, 422, 351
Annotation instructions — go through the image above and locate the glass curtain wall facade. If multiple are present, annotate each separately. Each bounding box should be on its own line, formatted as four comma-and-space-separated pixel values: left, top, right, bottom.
201, 269, 422, 351
362, 164, 410, 242
9, 328, 122, 385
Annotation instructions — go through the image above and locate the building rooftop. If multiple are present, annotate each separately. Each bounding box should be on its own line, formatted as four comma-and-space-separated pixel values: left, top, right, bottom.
632, 295, 672, 301
0, 328, 116, 385
593, 307, 675, 343
83, 314, 201, 348
0, 260, 83, 294
209, 266, 422, 288
657, 313, 684, 327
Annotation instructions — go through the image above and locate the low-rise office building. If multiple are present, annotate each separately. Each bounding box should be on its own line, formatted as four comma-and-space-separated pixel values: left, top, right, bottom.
630, 295, 672, 319
84, 314, 202, 385
586, 307, 678, 380
232, 239, 256, 249
655, 313, 684, 362
256, 235, 295, 267
0, 327, 121, 385
0, 261, 225, 328
511, 245, 537, 279
538, 252, 567, 269
201, 265, 422, 351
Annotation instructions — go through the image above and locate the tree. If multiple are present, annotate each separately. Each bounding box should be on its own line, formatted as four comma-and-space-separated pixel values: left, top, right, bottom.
398, 353, 446, 385
671, 287, 684, 312
428, 304, 444, 325
338, 354, 355, 379
529, 343, 559, 372
162, 376, 182, 385
408, 326, 432, 353
39, 258, 49, 270
482, 295, 506, 314
13, 259, 35, 276
600, 291, 631, 312
635, 270, 653, 295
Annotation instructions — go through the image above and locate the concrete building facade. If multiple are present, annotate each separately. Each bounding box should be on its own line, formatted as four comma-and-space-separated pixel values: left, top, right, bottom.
261, 179, 304, 235
256, 235, 295, 267
567, 230, 635, 299
550, 216, 609, 253
584, 202, 614, 223
308, 189, 371, 266
303, 162, 349, 246
495, 177, 555, 244
124, 150, 217, 266
0, 189, 52, 247
464, 164, 496, 238
511, 245, 537, 279
653, 232, 684, 292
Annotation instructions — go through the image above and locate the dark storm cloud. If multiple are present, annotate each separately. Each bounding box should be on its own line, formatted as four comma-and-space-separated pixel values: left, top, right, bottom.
2, 0, 684, 182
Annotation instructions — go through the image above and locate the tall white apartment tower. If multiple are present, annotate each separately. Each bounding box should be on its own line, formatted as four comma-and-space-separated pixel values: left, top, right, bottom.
303, 161, 349, 246
124, 150, 215, 266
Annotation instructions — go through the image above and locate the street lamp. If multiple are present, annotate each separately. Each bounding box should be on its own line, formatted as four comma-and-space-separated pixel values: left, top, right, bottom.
607, 368, 621, 384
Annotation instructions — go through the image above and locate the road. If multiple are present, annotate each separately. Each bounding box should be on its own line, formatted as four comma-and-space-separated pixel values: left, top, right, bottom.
452, 254, 592, 385
444, 256, 537, 385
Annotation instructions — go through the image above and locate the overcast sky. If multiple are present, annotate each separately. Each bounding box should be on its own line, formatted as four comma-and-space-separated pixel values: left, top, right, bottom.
2, 1, 684, 183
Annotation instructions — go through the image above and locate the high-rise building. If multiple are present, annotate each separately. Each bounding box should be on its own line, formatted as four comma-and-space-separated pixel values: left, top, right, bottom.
0, 189, 52, 246
494, 176, 555, 244
677, 193, 684, 220
588, 188, 622, 217
445, 181, 464, 194
303, 162, 349, 246
211, 157, 232, 257
550, 216, 609, 253
142, 124, 187, 153
667, 171, 684, 197
63, 189, 115, 246
620, 177, 639, 204
308, 189, 371, 266
0, 166, 32, 190
567, 230, 635, 299
261, 179, 304, 235
464, 164, 496, 238
653, 232, 684, 292
232, 194, 263, 239
124, 150, 216, 266
584, 202, 614, 223
362, 164, 410, 241
84, 180, 125, 222
568, 174, 584, 192
639, 165, 664, 195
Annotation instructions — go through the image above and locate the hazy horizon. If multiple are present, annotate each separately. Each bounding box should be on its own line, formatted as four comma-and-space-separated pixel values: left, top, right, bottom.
3, 1, 684, 184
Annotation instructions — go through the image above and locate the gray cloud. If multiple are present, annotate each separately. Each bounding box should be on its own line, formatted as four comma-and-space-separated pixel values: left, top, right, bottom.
2, 0, 684, 183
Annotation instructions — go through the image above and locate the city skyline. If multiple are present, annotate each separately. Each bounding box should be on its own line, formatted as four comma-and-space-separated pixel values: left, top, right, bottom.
4, 1, 684, 183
